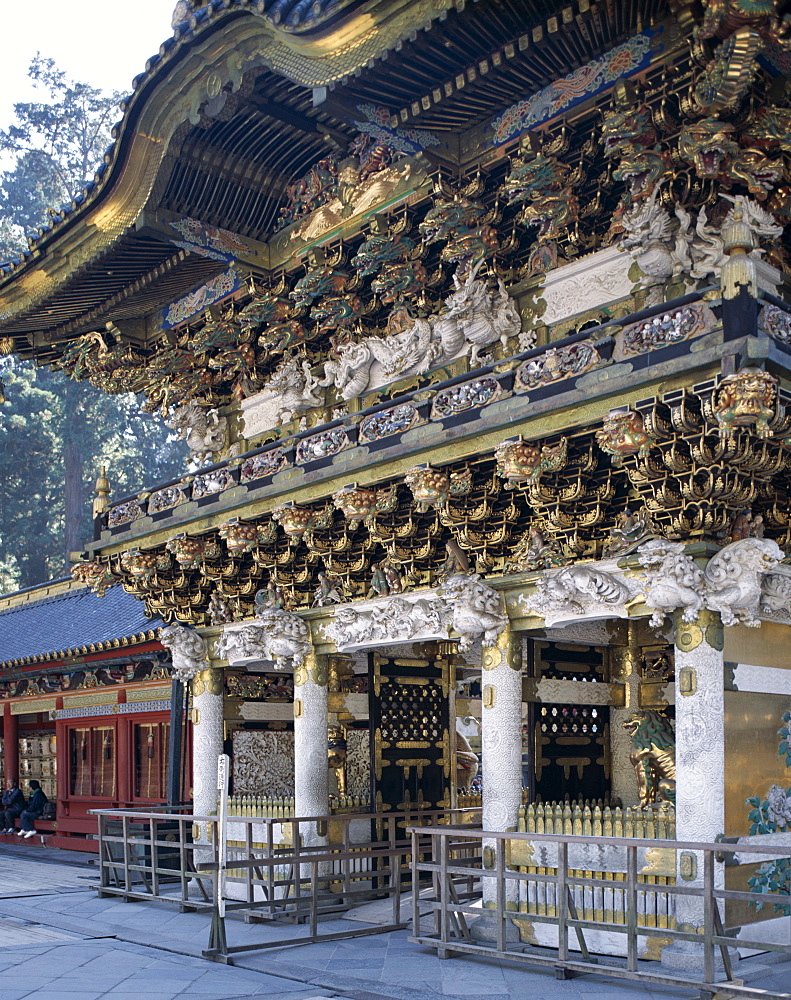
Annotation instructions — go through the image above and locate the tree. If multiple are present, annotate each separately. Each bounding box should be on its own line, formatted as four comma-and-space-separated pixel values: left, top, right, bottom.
0, 56, 120, 244
0, 60, 188, 591
0, 358, 188, 591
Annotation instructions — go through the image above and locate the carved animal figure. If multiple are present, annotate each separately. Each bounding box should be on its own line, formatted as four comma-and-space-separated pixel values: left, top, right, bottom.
704, 537, 783, 626
159, 624, 209, 682
619, 184, 692, 287
264, 356, 323, 425
622, 710, 676, 806
438, 574, 508, 651
166, 401, 227, 465
638, 539, 706, 627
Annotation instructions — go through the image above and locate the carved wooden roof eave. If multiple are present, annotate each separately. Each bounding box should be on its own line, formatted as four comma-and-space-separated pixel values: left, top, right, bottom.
0, 1, 458, 341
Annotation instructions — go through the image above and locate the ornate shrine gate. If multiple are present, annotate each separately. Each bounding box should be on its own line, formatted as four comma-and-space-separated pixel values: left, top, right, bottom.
369, 650, 452, 832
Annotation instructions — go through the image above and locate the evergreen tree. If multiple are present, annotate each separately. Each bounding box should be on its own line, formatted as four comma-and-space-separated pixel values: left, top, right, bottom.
0, 60, 188, 591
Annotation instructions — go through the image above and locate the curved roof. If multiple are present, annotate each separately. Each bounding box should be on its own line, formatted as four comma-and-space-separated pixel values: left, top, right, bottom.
0, 584, 163, 667
0, 0, 670, 356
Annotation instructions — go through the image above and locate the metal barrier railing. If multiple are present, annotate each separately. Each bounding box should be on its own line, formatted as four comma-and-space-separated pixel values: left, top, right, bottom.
91, 804, 481, 956
409, 825, 791, 1000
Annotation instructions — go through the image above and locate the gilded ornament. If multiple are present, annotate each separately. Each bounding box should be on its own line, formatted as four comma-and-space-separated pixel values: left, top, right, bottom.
494, 436, 568, 488
70, 560, 117, 597
710, 368, 777, 440
596, 409, 655, 466
192, 667, 223, 697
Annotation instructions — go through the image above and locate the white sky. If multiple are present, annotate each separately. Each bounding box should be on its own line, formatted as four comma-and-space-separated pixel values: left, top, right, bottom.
0, 0, 176, 128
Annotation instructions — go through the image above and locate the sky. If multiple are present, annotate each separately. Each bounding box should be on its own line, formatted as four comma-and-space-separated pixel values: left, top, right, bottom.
0, 0, 176, 129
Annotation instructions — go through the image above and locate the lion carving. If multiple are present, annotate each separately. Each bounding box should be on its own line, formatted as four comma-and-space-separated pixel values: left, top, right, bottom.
622, 710, 676, 807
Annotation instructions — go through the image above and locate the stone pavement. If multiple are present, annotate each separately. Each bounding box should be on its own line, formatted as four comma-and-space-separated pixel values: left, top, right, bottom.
0, 844, 788, 1000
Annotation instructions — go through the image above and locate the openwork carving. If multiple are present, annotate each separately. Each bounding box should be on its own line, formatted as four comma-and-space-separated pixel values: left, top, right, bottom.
216, 607, 310, 670
638, 540, 706, 627
709, 368, 778, 441
166, 401, 227, 465
325, 593, 450, 650
703, 537, 784, 626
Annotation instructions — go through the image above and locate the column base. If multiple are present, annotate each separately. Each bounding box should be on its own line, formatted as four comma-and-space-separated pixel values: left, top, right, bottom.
470, 906, 521, 944
660, 938, 736, 976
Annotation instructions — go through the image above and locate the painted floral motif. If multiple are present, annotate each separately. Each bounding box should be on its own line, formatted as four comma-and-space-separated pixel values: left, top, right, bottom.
169, 217, 251, 262
359, 402, 420, 442
148, 485, 189, 513
192, 467, 235, 498
617, 304, 713, 358
295, 427, 350, 464
162, 269, 239, 328
431, 376, 502, 418
746, 709, 791, 914
107, 499, 144, 527
490, 31, 657, 145
240, 449, 287, 483
515, 342, 600, 391
353, 103, 441, 155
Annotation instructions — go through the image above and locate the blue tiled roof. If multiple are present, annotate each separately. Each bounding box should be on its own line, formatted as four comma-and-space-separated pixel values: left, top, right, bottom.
0, 585, 163, 665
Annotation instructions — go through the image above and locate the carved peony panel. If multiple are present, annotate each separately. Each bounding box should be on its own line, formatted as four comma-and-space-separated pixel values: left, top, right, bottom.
345, 729, 370, 800
232, 730, 294, 796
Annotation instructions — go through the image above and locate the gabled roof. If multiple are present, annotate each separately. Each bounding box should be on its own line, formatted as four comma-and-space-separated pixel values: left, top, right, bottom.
0, 583, 163, 667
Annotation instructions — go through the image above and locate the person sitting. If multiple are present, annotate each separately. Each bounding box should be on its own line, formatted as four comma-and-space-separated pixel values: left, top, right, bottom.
1, 779, 26, 834
16, 780, 48, 839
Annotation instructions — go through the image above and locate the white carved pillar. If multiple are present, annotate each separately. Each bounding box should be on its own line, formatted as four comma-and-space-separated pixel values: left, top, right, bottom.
191, 667, 225, 861
481, 626, 523, 913
293, 649, 329, 850
610, 621, 642, 807
665, 608, 726, 969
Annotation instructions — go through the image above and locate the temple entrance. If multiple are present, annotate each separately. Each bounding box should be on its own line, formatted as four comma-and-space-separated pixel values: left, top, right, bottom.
368, 649, 452, 835
528, 640, 610, 803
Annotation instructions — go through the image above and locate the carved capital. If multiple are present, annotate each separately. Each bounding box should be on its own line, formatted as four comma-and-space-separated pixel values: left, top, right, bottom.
192, 667, 224, 698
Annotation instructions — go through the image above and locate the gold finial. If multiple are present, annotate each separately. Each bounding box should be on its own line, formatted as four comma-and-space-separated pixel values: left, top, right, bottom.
93, 465, 110, 519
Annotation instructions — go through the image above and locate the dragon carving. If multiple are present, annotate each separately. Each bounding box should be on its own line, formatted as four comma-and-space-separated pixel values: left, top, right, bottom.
623, 710, 676, 807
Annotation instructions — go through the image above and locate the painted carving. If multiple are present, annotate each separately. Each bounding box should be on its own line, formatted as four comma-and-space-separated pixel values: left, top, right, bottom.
264, 355, 323, 426
703, 537, 784, 626
515, 342, 599, 391
313, 572, 346, 607
418, 196, 498, 266
638, 539, 706, 627
622, 710, 676, 806
616, 304, 715, 359
239, 449, 287, 482
686, 196, 782, 280
319, 263, 521, 402
159, 624, 210, 682
404, 464, 471, 511
596, 409, 656, 465
295, 427, 349, 464
710, 368, 778, 440
437, 573, 508, 652
165, 401, 227, 465
71, 560, 117, 597
358, 402, 420, 442
494, 437, 568, 487
602, 507, 657, 557
505, 526, 567, 572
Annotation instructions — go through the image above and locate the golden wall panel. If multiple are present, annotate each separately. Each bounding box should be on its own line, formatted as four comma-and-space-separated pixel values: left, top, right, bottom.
724, 622, 791, 669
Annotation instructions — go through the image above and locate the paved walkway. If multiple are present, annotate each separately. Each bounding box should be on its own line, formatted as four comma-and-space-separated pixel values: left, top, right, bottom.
0, 844, 788, 1000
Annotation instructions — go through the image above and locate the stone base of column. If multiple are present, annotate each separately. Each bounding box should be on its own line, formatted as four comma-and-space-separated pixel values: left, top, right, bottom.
660, 938, 735, 975
469, 906, 521, 944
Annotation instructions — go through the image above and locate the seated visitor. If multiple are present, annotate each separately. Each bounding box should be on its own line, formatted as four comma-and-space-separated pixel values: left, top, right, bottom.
1, 779, 26, 834
16, 780, 48, 839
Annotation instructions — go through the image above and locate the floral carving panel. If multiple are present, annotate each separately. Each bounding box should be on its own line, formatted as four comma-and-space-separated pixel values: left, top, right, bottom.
232, 730, 294, 796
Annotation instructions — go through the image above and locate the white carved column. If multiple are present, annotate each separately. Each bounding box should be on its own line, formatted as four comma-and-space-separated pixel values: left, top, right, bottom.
293, 648, 329, 851
481, 626, 523, 915
665, 608, 726, 970
610, 621, 642, 807
192, 667, 225, 821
